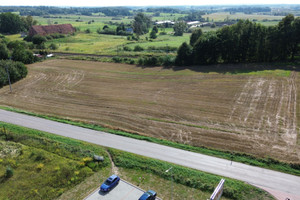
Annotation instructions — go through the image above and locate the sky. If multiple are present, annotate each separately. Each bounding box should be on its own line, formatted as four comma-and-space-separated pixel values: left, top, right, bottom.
0, 0, 299, 7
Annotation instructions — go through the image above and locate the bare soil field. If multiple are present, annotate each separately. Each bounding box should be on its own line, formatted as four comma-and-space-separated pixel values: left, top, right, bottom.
0, 59, 299, 163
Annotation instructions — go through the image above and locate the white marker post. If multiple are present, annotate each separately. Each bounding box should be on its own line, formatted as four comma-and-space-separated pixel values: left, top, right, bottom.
209, 179, 225, 200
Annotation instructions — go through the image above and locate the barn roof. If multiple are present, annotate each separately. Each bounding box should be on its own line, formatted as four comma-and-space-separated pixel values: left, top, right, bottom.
29, 24, 75, 36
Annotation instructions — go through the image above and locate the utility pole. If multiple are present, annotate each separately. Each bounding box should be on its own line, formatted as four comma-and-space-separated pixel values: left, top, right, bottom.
165, 167, 173, 200
5, 60, 12, 92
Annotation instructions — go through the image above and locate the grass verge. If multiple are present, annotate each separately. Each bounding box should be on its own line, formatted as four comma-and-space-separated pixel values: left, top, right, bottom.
108, 148, 274, 200
0, 122, 273, 200
0, 106, 300, 176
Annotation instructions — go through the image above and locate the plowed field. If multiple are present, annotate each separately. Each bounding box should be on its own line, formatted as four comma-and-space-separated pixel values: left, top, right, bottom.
0, 59, 299, 163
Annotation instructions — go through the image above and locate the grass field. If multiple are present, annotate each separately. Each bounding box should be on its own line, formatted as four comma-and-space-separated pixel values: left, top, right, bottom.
203, 12, 283, 23
0, 59, 299, 165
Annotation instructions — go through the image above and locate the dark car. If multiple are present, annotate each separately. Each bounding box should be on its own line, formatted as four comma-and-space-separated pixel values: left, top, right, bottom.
100, 174, 120, 192
138, 190, 157, 200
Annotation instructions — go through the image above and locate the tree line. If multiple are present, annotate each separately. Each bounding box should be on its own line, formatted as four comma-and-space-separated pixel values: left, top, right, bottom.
0, 6, 132, 17
0, 12, 37, 34
176, 14, 300, 66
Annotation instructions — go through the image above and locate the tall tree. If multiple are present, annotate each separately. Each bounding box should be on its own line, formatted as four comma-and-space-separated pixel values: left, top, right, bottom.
0, 12, 24, 34
0, 43, 9, 60
21, 15, 38, 30
291, 17, 300, 60
190, 29, 203, 46
173, 21, 187, 36
175, 42, 193, 66
132, 13, 151, 36
277, 14, 294, 60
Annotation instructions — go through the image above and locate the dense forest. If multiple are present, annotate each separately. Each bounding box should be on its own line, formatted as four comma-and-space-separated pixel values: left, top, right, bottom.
176, 14, 300, 66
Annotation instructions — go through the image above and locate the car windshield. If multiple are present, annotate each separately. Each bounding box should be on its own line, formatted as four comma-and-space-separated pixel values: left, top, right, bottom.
104, 179, 112, 185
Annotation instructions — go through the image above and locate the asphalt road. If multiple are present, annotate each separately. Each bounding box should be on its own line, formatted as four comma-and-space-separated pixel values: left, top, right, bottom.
1, 109, 300, 199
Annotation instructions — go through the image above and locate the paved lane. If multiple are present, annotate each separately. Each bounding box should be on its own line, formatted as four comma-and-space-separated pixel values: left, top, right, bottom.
0, 109, 299, 199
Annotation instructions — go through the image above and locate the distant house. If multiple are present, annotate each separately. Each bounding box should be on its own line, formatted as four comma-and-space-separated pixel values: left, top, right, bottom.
28, 24, 75, 37
155, 20, 175, 26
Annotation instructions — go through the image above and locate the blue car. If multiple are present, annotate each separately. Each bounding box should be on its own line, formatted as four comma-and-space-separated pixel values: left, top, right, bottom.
100, 174, 120, 192
139, 190, 157, 200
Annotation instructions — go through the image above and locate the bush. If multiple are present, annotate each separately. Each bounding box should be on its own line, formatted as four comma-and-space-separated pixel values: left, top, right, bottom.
97, 28, 116, 35
159, 32, 167, 35
85, 29, 91, 33
150, 30, 157, 39
0, 60, 28, 88
12, 47, 35, 64
0, 43, 9, 60
112, 56, 122, 63
138, 56, 159, 66
32, 35, 47, 45
5, 166, 13, 178
49, 43, 58, 50
123, 46, 132, 51
134, 45, 144, 52
159, 55, 175, 66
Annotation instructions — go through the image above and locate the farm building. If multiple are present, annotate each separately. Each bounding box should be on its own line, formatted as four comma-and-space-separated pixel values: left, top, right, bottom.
28, 24, 75, 37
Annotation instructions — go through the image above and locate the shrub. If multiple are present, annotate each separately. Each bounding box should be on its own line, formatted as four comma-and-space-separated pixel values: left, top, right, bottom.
36, 163, 44, 171
159, 31, 167, 35
49, 43, 58, 50
12, 47, 35, 64
150, 30, 157, 39
134, 45, 144, 52
50, 33, 66, 39
159, 55, 175, 66
85, 29, 91, 33
112, 56, 122, 63
138, 56, 159, 66
0, 43, 9, 60
0, 60, 28, 88
97, 28, 116, 35
123, 46, 132, 51
5, 166, 13, 178
32, 35, 47, 45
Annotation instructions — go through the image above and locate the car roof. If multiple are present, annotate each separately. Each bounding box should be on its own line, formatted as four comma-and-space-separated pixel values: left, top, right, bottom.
147, 190, 156, 195
108, 174, 118, 180
139, 193, 150, 200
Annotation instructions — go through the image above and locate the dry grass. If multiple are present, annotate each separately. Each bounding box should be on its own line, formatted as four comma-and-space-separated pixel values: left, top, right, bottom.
0, 59, 299, 163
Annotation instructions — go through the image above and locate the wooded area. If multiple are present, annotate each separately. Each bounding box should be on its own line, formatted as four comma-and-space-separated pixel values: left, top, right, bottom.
176, 14, 300, 65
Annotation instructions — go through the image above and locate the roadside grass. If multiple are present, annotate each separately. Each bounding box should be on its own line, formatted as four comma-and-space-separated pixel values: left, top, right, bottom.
0, 122, 274, 200
109, 149, 274, 200
119, 168, 228, 200
1, 106, 299, 176
56, 168, 111, 200
0, 123, 111, 200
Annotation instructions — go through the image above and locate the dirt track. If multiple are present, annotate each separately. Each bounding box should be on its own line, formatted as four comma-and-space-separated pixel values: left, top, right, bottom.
0, 59, 299, 163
